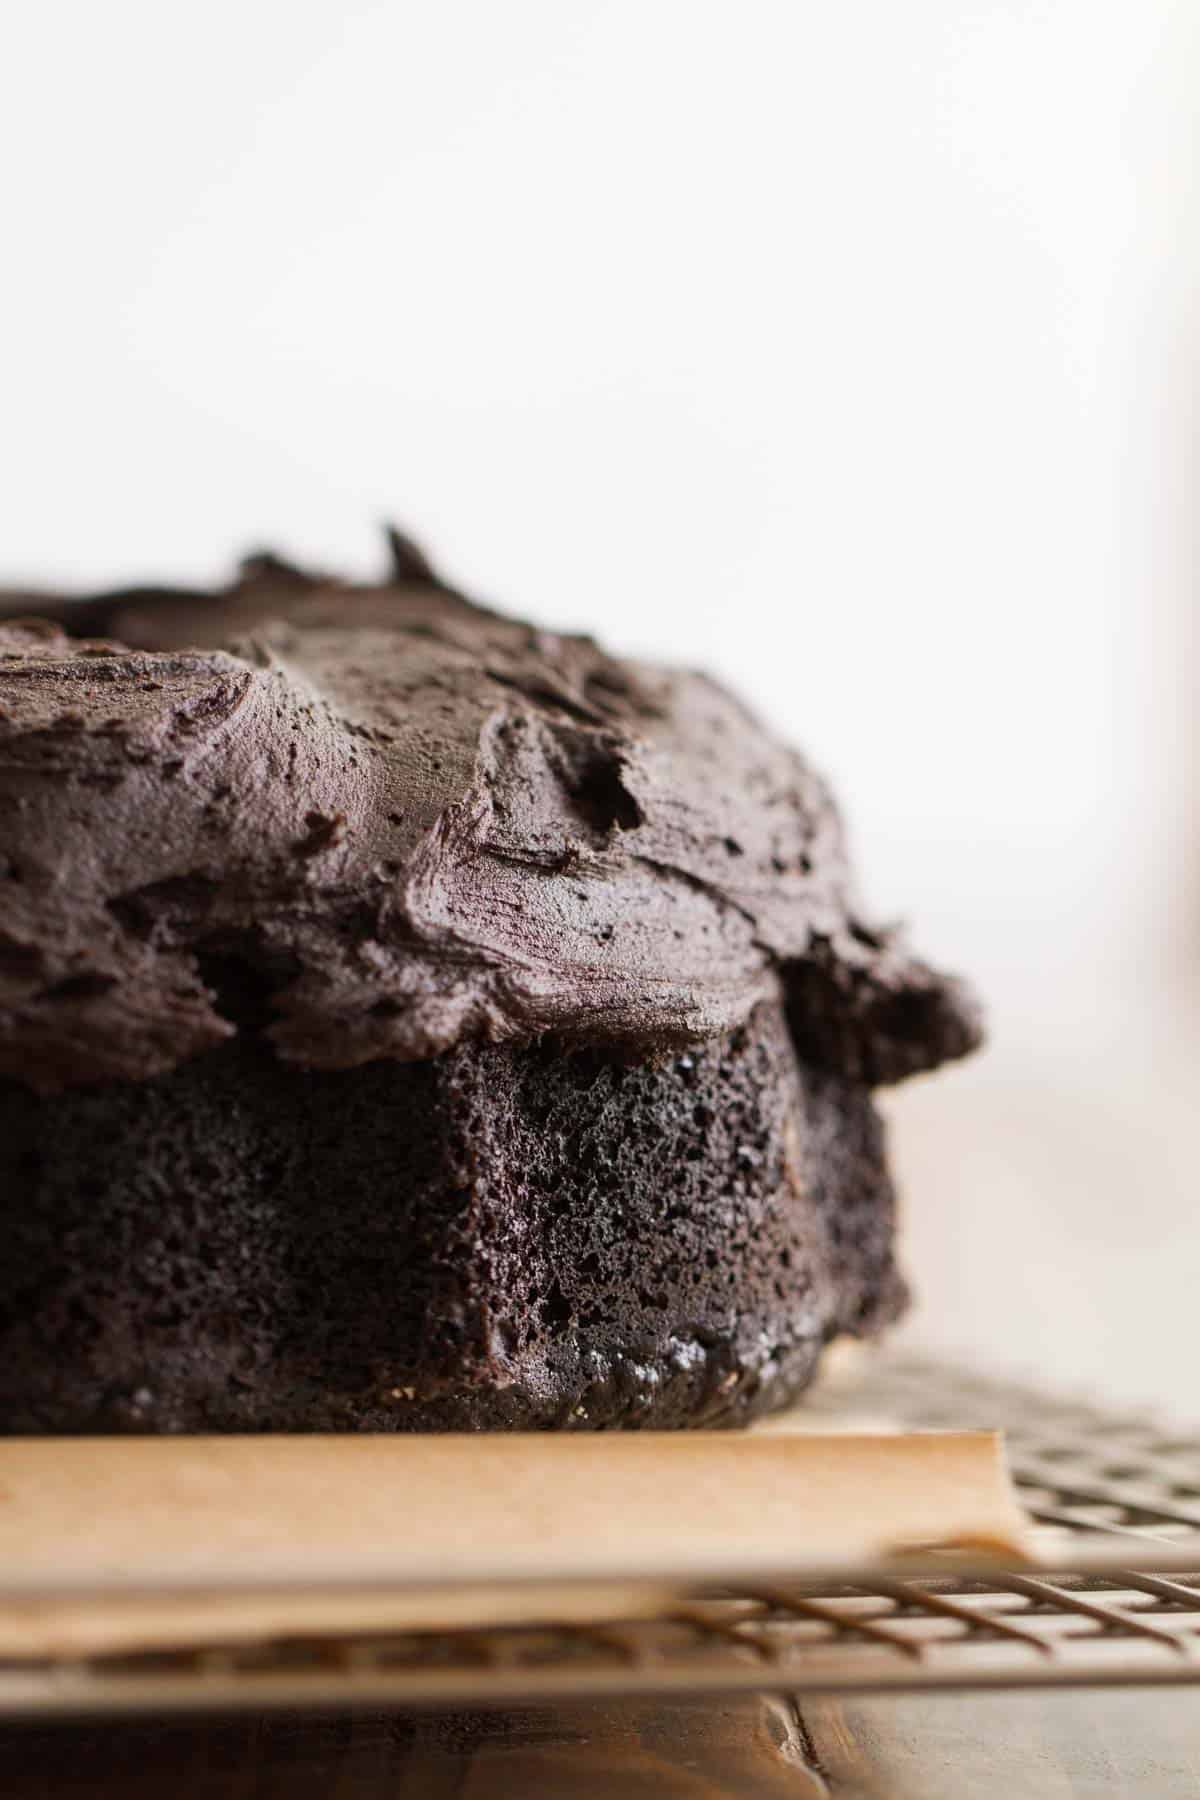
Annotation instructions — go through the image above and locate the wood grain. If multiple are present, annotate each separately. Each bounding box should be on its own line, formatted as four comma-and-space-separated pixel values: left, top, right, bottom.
0, 1697, 825, 1800
803, 1689, 1200, 1798
0, 1689, 1197, 1796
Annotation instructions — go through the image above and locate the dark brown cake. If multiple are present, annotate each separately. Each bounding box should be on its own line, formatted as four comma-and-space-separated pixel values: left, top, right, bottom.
0, 535, 981, 1431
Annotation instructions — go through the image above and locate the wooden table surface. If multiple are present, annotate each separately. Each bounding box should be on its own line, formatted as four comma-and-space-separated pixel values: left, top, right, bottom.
3, 1689, 1196, 1797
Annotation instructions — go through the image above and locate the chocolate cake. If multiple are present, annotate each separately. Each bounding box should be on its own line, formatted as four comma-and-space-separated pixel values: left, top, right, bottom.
0, 535, 981, 1431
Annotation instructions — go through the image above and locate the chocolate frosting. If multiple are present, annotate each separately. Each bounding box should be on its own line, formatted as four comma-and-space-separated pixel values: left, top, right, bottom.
0, 537, 981, 1093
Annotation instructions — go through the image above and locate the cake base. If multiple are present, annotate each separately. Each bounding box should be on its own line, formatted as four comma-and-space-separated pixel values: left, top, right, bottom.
0, 1001, 905, 1431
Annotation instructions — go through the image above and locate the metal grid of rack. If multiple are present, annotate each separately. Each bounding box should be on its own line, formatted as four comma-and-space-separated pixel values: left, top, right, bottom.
5, 1354, 1199, 1718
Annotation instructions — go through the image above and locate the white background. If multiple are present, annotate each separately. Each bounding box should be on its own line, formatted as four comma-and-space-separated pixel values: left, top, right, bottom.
3, 3, 1197, 1408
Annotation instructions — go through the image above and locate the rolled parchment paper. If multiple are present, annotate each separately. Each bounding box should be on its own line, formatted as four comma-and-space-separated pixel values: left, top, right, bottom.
0, 1431, 1028, 1657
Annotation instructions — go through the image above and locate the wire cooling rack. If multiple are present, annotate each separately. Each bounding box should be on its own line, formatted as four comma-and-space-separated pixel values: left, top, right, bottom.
4, 1353, 1200, 1718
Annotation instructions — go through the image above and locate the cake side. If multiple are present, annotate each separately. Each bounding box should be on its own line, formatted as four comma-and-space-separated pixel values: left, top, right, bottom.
0, 1001, 903, 1432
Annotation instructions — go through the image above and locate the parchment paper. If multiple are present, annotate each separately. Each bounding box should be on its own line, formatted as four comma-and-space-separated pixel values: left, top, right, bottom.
0, 1430, 1029, 1657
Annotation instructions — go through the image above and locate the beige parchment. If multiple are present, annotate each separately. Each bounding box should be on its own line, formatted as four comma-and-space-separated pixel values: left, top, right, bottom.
0, 1430, 1029, 1657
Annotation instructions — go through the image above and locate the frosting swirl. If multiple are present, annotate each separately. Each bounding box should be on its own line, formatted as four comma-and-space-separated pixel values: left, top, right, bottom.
0, 542, 981, 1092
